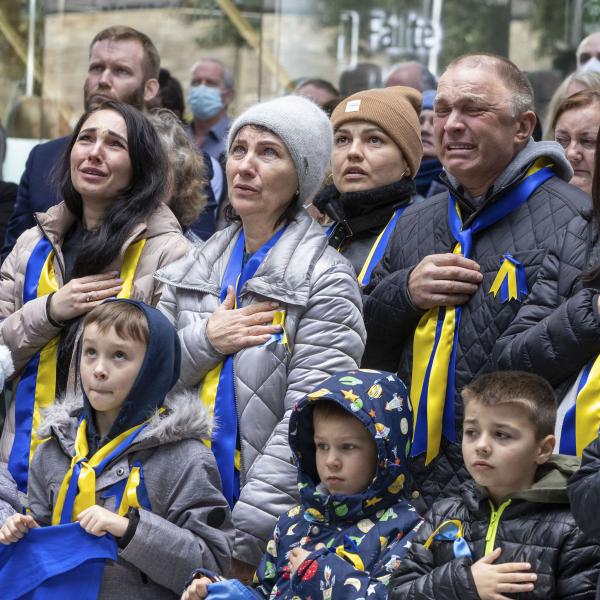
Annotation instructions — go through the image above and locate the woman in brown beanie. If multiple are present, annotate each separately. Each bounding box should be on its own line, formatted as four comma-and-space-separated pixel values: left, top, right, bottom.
312, 86, 423, 286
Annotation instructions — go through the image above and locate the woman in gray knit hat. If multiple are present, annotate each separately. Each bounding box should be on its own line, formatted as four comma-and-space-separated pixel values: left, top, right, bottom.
157, 95, 365, 581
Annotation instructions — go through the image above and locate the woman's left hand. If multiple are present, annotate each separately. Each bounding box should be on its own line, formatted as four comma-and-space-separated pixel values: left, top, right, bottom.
76, 505, 128, 538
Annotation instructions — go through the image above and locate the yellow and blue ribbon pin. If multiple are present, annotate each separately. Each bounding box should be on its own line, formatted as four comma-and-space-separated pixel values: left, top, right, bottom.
489, 253, 528, 303
262, 309, 289, 352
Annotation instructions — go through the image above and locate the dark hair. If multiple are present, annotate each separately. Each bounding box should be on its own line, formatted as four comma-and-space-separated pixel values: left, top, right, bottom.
58, 100, 167, 276
157, 69, 185, 119
312, 399, 353, 421
462, 371, 556, 440
588, 133, 600, 281
83, 301, 149, 344
224, 123, 300, 227
385, 61, 437, 90
553, 90, 600, 132
447, 53, 535, 115
90, 26, 160, 81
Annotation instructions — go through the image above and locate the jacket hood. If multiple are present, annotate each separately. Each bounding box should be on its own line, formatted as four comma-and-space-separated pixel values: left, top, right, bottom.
38, 388, 209, 456
444, 138, 574, 200
461, 454, 579, 507
288, 369, 414, 522
513, 454, 579, 504
80, 299, 181, 444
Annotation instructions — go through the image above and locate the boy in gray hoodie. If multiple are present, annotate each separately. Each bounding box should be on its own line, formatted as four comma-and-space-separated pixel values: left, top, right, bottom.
0, 300, 233, 599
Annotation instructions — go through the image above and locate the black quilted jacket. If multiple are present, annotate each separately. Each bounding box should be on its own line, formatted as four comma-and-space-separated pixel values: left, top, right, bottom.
363, 156, 599, 510
569, 435, 600, 540
390, 456, 600, 600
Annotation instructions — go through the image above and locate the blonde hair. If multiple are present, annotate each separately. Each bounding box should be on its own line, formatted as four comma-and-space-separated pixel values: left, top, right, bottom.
148, 109, 207, 229
544, 71, 600, 139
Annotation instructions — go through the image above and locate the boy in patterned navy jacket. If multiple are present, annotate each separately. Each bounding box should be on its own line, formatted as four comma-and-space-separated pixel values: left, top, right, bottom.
182, 369, 422, 600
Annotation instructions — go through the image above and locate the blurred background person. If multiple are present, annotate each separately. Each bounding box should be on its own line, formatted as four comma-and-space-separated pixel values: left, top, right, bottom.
553, 90, 600, 197
577, 32, 600, 72
149, 68, 223, 240
294, 77, 339, 109
544, 71, 600, 139
385, 60, 437, 91
187, 57, 235, 164
313, 86, 422, 286
148, 109, 215, 241
147, 68, 185, 120
339, 63, 382, 96
414, 89, 444, 198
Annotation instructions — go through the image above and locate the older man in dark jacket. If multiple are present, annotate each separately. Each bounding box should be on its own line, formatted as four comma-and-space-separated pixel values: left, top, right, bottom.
363, 53, 599, 511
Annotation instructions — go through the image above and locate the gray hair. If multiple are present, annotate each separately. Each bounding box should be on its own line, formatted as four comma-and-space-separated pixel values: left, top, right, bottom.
190, 58, 235, 90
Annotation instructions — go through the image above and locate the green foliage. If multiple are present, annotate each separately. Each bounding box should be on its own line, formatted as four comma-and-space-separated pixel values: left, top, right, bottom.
437, 0, 511, 70
530, 0, 569, 58
583, 0, 600, 28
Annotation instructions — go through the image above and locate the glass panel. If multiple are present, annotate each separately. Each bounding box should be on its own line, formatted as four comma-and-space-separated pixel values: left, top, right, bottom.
1, 0, 599, 182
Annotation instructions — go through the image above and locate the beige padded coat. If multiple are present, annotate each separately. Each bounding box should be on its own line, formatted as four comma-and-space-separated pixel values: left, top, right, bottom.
0, 201, 191, 462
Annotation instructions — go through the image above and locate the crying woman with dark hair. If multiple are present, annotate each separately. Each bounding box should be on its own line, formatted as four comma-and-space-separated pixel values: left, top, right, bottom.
0, 100, 190, 481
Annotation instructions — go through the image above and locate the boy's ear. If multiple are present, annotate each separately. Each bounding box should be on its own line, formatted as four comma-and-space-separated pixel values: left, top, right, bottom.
535, 434, 555, 464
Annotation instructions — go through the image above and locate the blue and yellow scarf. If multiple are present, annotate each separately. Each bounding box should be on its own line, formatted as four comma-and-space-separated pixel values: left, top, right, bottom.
558, 359, 600, 457
410, 159, 554, 465
200, 227, 285, 507
9, 237, 146, 493
52, 417, 153, 525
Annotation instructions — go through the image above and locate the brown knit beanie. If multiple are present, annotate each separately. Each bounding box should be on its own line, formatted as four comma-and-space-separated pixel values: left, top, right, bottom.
331, 86, 423, 176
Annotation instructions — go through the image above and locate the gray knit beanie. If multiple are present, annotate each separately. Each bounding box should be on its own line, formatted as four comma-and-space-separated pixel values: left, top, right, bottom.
227, 96, 333, 205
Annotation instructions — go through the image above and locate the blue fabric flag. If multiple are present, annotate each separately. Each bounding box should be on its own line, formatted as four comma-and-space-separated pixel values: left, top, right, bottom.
0, 523, 117, 600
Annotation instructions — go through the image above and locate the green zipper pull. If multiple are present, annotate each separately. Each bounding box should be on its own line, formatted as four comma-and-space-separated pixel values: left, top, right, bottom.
485, 499, 511, 555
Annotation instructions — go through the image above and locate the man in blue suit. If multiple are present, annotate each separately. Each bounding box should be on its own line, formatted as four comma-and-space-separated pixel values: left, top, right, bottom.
1, 25, 219, 261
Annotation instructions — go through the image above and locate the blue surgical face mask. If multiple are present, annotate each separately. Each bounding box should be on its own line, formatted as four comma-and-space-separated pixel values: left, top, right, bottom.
188, 84, 223, 120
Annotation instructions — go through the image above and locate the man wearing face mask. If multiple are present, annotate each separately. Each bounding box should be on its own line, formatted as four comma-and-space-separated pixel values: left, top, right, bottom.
577, 32, 600, 73
187, 58, 235, 163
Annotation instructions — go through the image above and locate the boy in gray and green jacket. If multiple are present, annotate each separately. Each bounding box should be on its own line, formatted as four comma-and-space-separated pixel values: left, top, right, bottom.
390, 371, 600, 600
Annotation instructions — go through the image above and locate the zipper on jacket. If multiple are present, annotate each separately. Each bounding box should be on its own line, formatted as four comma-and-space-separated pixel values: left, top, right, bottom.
484, 498, 511, 555
232, 354, 246, 487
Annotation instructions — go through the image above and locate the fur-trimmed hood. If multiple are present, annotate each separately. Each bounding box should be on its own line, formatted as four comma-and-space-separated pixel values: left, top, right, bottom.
37, 389, 210, 457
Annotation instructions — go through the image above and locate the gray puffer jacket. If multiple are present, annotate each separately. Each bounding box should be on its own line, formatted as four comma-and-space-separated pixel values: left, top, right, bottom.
155, 209, 365, 566
25, 390, 234, 599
